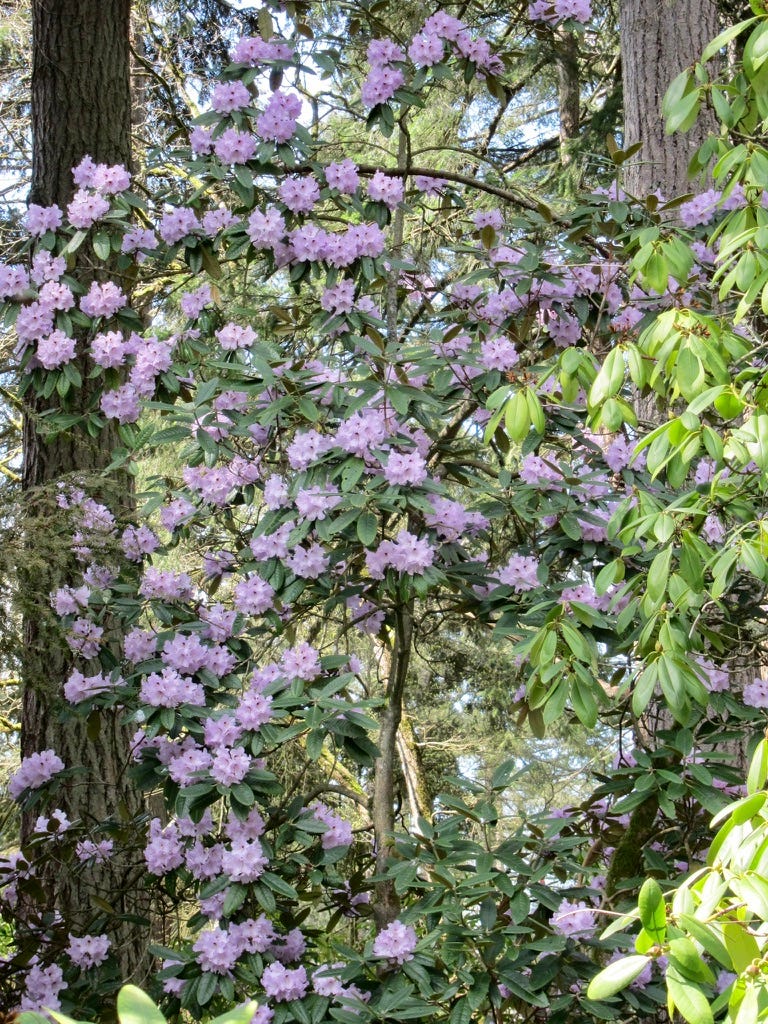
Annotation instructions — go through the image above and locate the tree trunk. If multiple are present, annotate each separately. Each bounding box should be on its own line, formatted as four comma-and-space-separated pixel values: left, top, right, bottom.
396, 713, 431, 830
620, 0, 720, 197
18, 0, 150, 988
371, 605, 413, 930
556, 28, 580, 170
612, 0, 752, 899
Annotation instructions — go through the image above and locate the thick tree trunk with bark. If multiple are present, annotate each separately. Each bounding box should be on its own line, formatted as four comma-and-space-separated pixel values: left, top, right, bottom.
371, 605, 413, 930
620, 0, 720, 197
17, 0, 151, 988
612, 0, 753, 900
556, 28, 580, 170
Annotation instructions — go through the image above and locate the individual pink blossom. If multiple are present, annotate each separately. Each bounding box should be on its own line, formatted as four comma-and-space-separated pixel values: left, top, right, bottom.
272, 927, 306, 964
214, 127, 257, 165
36, 330, 77, 369
221, 837, 268, 882
367, 171, 404, 209
162, 633, 209, 674
34, 808, 70, 834
231, 35, 294, 64
325, 159, 360, 194
519, 453, 563, 488
120, 524, 158, 563
20, 963, 65, 1013
180, 283, 212, 319
281, 642, 321, 681
190, 125, 214, 155
247, 206, 286, 248
159, 206, 200, 244
414, 174, 447, 195
230, 914, 275, 952
194, 925, 242, 974
202, 207, 239, 235
261, 962, 309, 1002
66, 189, 110, 229
279, 175, 321, 213
0, 264, 30, 297
312, 964, 346, 997
497, 555, 540, 591
366, 530, 434, 578
216, 322, 257, 350
144, 819, 184, 875
679, 189, 720, 228
744, 677, 768, 708
256, 89, 302, 143
383, 450, 427, 486
167, 745, 213, 786
313, 803, 353, 849
236, 689, 274, 730
701, 514, 726, 545
80, 280, 127, 318
211, 80, 252, 113
158, 497, 196, 532
26, 203, 63, 236
295, 485, 341, 521
234, 573, 276, 615
100, 383, 141, 423
91, 162, 131, 194
408, 31, 445, 66
372, 919, 418, 964
67, 933, 111, 969
64, 669, 117, 704
321, 279, 356, 314
368, 38, 406, 66
140, 667, 205, 708
76, 839, 114, 863
210, 746, 251, 785
551, 898, 595, 936
16, 301, 55, 343
39, 280, 74, 311
285, 542, 330, 579
693, 656, 729, 693
65, 617, 103, 658
8, 749, 65, 799
361, 64, 405, 107
51, 584, 89, 616
90, 330, 127, 368
29, 253, 63, 286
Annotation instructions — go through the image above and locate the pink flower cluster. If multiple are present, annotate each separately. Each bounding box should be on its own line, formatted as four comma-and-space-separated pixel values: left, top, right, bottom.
361, 13, 501, 108
8, 750, 65, 800
529, 0, 593, 24
365, 530, 435, 578
67, 933, 111, 970
550, 898, 596, 937
372, 919, 418, 964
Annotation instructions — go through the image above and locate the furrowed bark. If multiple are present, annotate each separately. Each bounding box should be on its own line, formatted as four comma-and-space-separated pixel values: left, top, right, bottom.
16, 0, 151, 989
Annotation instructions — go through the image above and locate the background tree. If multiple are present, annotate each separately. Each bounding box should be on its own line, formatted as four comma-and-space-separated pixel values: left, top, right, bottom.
17, 0, 150, 984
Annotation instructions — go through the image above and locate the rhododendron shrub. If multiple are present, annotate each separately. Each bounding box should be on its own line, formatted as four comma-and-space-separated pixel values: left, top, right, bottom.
4, 4, 768, 1022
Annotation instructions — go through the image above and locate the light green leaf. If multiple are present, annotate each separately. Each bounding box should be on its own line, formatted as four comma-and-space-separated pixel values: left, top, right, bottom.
702, 18, 757, 61
679, 914, 732, 969
209, 1003, 259, 1024
723, 922, 760, 972
666, 972, 714, 1024
748, 739, 768, 795
744, 20, 768, 77
587, 955, 651, 1000
668, 937, 715, 984
638, 878, 666, 942
117, 986, 166, 1024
